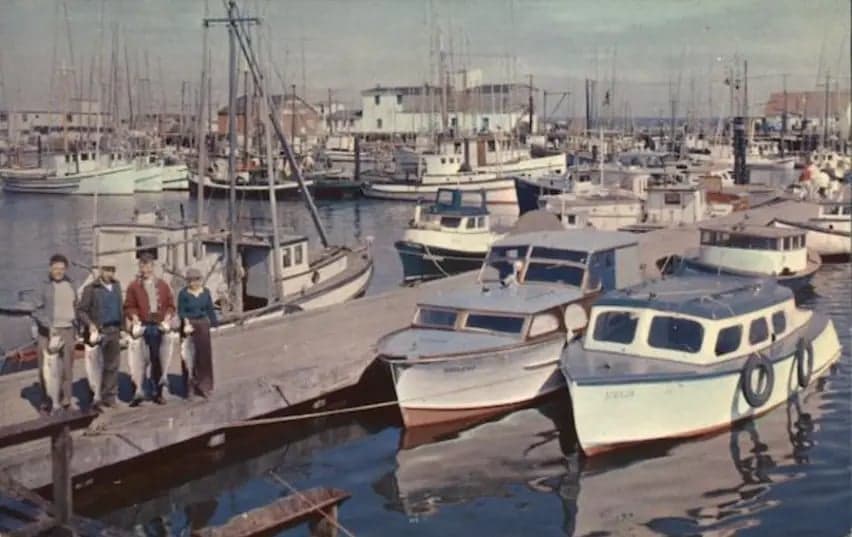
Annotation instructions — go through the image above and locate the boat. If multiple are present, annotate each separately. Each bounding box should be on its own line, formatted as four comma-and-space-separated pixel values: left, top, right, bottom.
363, 134, 566, 204
395, 189, 504, 283
769, 201, 851, 262
560, 274, 842, 455
130, 154, 166, 193
1, 151, 136, 195
161, 159, 190, 191
513, 167, 602, 215
682, 223, 821, 290
377, 225, 642, 428
187, 170, 311, 199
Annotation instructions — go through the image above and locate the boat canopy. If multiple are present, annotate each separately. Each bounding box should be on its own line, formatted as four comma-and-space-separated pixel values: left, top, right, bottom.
426, 188, 488, 217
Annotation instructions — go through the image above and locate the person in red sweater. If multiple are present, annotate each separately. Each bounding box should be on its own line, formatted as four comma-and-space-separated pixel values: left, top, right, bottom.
124, 253, 176, 405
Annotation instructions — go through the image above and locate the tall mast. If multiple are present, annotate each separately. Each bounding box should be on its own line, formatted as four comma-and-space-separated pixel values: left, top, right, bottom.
822, 71, 830, 148
125, 44, 134, 131
226, 4, 242, 313
243, 68, 250, 167
260, 35, 282, 302
196, 5, 209, 259
781, 74, 787, 158
227, 0, 330, 247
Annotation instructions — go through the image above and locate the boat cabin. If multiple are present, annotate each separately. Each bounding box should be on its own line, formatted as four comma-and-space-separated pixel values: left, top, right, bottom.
814, 201, 852, 230
412, 189, 490, 232
697, 224, 808, 275
642, 184, 708, 226
479, 230, 642, 294
582, 276, 799, 366
541, 194, 642, 232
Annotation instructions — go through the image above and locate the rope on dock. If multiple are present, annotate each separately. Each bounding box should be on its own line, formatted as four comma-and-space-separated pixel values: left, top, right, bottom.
267, 470, 358, 537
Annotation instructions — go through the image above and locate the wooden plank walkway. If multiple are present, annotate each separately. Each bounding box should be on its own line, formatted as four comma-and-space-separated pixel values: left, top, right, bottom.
0, 196, 821, 491
0, 273, 475, 490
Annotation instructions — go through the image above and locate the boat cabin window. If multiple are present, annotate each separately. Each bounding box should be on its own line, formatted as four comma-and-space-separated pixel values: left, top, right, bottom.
81, 153, 89, 161
592, 311, 638, 344
749, 317, 769, 345
715, 325, 742, 356
528, 312, 560, 337
771, 311, 786, 335
565, 214, 577, 225
135, 236, 159, 260
415, 308, 458, 328
664, 193, 681, 205
647, 316, 704, 353
464, 313, 525, 335
530, 247, 588, 264
466, 218, 476, 229
524, 262, 585, 286
293, 244, 303, 265
484, 245, 529, 280
282, 248, 292, 268
477, 216, 486, 227
441, 216, 461, 228
487, 140, 496, 152
701, 231, 788, 251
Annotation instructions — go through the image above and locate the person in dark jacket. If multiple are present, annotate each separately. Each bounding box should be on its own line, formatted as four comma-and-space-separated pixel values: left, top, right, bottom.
123, 253, 176, 405
177, 268, 217, 397
31, 253, 78, 414
76, 259, 123, 410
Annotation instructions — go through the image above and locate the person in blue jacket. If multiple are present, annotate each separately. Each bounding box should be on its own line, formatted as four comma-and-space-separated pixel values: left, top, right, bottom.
177, 268, 217, 398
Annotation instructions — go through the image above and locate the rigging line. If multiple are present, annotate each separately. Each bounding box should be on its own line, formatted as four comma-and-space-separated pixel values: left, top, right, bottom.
267, 471, 358, 537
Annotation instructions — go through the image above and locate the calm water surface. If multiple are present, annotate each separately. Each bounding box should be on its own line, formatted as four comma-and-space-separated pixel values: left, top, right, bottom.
0, 170, 849, 536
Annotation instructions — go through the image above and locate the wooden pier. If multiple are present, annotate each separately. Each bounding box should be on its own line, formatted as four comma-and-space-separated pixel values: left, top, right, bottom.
0, 197, 821, 493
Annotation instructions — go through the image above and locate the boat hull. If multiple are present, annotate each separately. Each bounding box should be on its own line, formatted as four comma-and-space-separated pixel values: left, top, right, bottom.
771, 219, 851, 262
161, 164, 189, 191
362, 177, 517, 204
683, 257, 818, 291
395, 240, 486, 283
386, 336, 566, 428
132, 167, 165, 193
188, 173, 308, 199
563, 315, 841, 455
514, 176, 565, 215
3, 165, 136, 195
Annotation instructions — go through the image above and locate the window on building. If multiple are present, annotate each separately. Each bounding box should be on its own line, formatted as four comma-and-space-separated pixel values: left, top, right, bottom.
22, 113, 28, 122
282, 248, 292, 268
66, 113, 73, 123
487, 140, 496, 151
715, 325, 742, 355
374, 95, 380, 105
771, 311, 786, 335
0, 112, 7, 121
396, 94, 403, 105
135, 236, 159, 260
294, 244, 303, 265
749, 317, 769, 345
482, 117, 490, 130
450, 117, 457, 127
376, 118, 383, 129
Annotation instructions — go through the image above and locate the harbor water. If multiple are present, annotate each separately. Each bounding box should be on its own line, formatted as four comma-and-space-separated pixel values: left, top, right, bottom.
0, 173, 849, 536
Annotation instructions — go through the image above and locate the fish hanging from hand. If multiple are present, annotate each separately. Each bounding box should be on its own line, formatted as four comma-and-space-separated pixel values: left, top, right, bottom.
84, 328, 104, 403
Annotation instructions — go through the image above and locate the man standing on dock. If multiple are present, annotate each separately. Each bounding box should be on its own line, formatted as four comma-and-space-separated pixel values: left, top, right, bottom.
124, 253, 176, 406
32, 254, 77, 415
77, 259, 123, 411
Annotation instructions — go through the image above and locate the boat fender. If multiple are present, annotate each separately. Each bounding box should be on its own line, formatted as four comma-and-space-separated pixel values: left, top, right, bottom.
740, 353, 774, 407
312, 270, 320, 284
795, 338, 814, 388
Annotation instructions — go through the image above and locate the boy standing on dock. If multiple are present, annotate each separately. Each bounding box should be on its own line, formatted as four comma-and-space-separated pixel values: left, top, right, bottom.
32, 254, 77, 414
124, 253, 176, 406
77, 259, 123, 411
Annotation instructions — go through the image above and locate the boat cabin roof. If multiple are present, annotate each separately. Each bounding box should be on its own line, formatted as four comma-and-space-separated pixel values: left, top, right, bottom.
419, 284, 583, 315
204, 230, 308, 248
494, 230, 638, 254
699, 223, 804, 240
95, 221, 197, 232
595, 274, 791, 319
427, 189, 488, 216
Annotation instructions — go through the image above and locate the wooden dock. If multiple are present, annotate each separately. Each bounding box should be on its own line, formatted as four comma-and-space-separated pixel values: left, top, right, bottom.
0, 197, 821, 491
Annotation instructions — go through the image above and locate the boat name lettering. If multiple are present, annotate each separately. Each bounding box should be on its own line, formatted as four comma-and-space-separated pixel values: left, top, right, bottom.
443, 364, 476, 374
604, 389, 634, 400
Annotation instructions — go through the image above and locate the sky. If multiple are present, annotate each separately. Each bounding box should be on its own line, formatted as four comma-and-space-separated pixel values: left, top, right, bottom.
0, 0, 849, 117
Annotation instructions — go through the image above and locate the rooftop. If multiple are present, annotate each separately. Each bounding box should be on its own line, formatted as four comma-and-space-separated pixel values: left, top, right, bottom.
496, 230, 638, 253
420, 284, 583, 315
595, 274, 791, 319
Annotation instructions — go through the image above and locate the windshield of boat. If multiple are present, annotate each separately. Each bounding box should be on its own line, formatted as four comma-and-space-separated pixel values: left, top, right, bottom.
414, 308, 458, 328
647, 315, 705, 353
524, 262, 586, 286
463, 313, 526, 335
481, 245, 529, 281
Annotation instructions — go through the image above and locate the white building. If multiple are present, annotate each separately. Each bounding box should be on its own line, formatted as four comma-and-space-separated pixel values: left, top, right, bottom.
0, 99, 110, 141
358, 77, 534, 137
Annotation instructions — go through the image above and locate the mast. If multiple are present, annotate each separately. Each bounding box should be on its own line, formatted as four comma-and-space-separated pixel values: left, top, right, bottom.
227, 6, 242, 313
822, 71, 830, 148
781, 74, 788, 158
196, 10, 209, 259
125, 44, 134, 131
226, 0, 330, 247
261, 45, 282, 302
243, 68, 250, 167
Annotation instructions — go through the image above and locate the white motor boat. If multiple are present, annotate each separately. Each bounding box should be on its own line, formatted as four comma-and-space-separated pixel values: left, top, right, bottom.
395, 189, 504, 283
770, 201, 851, 262
378, 226, 642, 428
560, 274, 842, 455
1, 151, 136, 195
